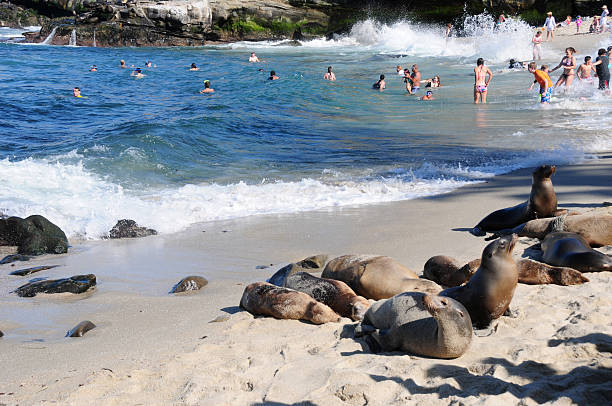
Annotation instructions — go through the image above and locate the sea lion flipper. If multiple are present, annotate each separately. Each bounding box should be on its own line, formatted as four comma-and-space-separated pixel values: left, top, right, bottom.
470, 227, 486, 237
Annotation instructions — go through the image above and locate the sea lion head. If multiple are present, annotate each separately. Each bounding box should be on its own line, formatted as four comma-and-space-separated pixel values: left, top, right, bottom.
423, 294, 468, 320
423, 294, 473, 354
533, 165, 556, 181
481, 233, 518, 263
350, 296, 371, 321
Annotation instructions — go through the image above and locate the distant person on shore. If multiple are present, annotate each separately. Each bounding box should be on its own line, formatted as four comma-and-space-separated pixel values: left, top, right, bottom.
528, 62, 553, 103
544, 12, 556, 41
120, 59, 127, 68
323, 66, 336, 81
561, 16, 572, 27
550, 47, 576, 89
131, 68, 145, 78
592, 48, 610, 92
200, 80, 214, 93
190, 63, 199, 71
474, 57, 492, 104
601, 5, 609, 33
421, 75, 442, 87
532, 30, 543, 60
410, 65, 421, 93
420, 90, 434, 100
249, 52, 260, 63
373, 74, 386, 91
589, 17, 598, 33
89, 65, 97, 72
73, 87, 83, 98
577, 56, 596, 83
268, 70, 279, 80
575, 15, 582, 33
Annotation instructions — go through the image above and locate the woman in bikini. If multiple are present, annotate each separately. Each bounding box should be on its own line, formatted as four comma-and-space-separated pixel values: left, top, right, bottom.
550, 47, 577, 89
474, 58, 493, 104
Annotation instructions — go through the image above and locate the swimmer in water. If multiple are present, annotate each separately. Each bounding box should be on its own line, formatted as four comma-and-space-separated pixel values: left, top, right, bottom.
145, 61, 152, 68
577, 56, 596, 83
474, 57, 493, 104
421, 75, 442, 87
200, 80, 214, 93
420, 90, 434, 100
73, 87, 82, 97
323, 66, 336, 81
528, 62, 553, 103
396, 65, 404, 76
131, 68, 145, 78
373, 74, 386, 91
268, 70, 279, 80
403, 69, 412, 93
249, 52, 261, 63
190, 63, 199, 71
120, 60, 127, 68
89, 65, 97, 72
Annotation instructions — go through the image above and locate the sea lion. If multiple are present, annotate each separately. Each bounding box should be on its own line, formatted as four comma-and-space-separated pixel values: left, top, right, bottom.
284, 272, 370, 321
171, 276, 208, 294
487, 208, 612, 247
424, 256, 588, 287
240, 282, 340, 324
472, 165, 564, 236
268, 254, 329, 286
440, 234, 518, 328
322, 255, 441, 300
13, 274, 97, 297
66, 320, 96, 337
542, 232, 612, 273
355, 292, 472, 359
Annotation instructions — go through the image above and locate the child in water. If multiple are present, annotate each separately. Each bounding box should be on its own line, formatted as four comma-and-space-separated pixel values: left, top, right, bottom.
528, 62, 553, 103
420, 90, 434, 100
73, 87, 82, 98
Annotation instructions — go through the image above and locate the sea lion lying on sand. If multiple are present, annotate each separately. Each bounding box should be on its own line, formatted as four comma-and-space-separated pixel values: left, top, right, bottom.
440, 235, 518, 328
542, 232, 612, 273
284, 272, 370, 321
66, 320, 96, 337
472, 165, 565, 236
240, 282, 340, 324
322, 255, 441, 300
355, 292, 472, 359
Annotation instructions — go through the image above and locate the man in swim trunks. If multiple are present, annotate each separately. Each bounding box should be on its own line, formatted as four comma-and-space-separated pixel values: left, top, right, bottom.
592, 48, 610, 92
324, 66, 336, 81
410, 65, 421, 93
528, 62, 553, 103
577, 56, 596, 83
474, 58, 493, 104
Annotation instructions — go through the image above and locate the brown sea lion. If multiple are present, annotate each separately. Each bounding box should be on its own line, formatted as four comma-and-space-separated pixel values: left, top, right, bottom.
424, 256, 588, 287
542, 232, 612, 273
487, 208, 612, 247
440, 234, 518, 328
268, 254, 329, 286
240, 282, 340, 324
284, 272, 370, 321
322, 255, 441, 300
171, 276, 208, 294
472, 165, 565, 236
355, 292, 472, 359
66, 320, 96, 337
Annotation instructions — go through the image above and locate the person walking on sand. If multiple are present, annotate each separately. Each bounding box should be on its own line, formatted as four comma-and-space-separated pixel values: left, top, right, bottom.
575, 15, 582, 33
474, 58, 493, 104
528, 62, 553, 103
532, 30, 543, 60
550, 47, 577, 89
544, 12, 556, 41
324, 66, 336, 81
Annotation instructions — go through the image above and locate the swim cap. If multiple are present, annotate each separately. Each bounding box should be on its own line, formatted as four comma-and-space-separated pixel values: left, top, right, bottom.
203, 80, 210, 84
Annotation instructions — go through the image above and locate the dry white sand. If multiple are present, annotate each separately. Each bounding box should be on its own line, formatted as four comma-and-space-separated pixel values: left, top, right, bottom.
1, 155, 611, 405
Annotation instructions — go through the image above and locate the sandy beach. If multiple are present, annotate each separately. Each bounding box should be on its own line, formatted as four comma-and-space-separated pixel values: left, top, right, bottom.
1, 22, 612, 406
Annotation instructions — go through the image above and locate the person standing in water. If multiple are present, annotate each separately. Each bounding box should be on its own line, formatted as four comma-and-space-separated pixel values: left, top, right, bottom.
544, 12, 556, 41
592, 48, 610, 92
373, 74, 386, 91
474, 58, 493, 104
550, 47, 576, 89
324, 66, 336, 81
532, 30, 543, 60
410, 65, 421, 93
577, 56, 596, 83
249, 52, 261, 63
528, 62, 553, 103
445, 23, 452, 38
601, 5, 609, 33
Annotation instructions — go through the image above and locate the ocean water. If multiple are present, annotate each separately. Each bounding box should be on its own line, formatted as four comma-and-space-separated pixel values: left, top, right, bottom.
1, 14, 611, 239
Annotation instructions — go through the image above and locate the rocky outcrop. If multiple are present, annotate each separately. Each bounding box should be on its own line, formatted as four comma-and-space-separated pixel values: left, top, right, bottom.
13, 274, 97, 297
0, 2, 49, 28
0, 215, 68, 255
109, 219, 157, 239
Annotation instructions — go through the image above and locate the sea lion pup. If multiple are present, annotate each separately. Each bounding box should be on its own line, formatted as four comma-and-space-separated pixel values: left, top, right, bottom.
487, 208, 612, 248
66, 320, 96, 337
424, 256, 588, 287
542, 232, 612, 273
171, 276, 208, 294
471, 165, 565, 236
284, 272, 370, 321
355, 292, 472, 359
322, 255, 441, 300
440, 234, 518, 328
240, 282, 340, 324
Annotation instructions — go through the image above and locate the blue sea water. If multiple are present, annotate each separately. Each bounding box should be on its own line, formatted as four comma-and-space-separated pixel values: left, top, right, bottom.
1, 16, 611, 238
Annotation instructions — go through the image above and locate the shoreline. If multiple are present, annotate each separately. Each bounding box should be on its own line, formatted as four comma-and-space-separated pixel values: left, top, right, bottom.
1, 155, 610, 404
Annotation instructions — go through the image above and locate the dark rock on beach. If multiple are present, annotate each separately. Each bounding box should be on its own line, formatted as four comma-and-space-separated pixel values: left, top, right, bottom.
9, 265, 60, 276
13, 274, 97, 297
171, 275, 208, 293
0, 329, 3, 337
66, 320, 96, 337
0, 254, 30, 265
109, 219, 157, 239
268, 254, 328, 286
0, 215, 68, 255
